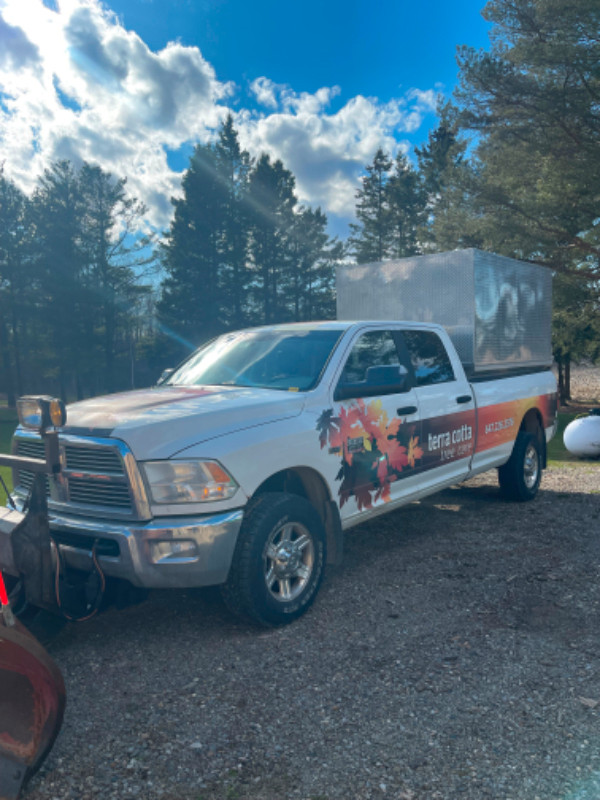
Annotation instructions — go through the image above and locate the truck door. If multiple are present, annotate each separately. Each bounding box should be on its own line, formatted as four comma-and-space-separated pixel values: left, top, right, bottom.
399, 327, 476, 490
328, 328, 423, 525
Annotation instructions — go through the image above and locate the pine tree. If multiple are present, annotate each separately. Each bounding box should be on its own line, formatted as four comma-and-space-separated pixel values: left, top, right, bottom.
286, 206, 340, 321
30, 160, 87, 400
1, 161, 156, 400
215, 115, 253, 328
415, 113, 466, 250
349, 148, 393, 263
78, 163, 154, 394
159, 117, 254, 350
159, 119, 337, 340
416, 115, 463, 200
453, 0, 600, 263
0, 169, 30, 405
450, 0, 600, 397
159, 143, 225, 347
247, 154, 297, 323
386, 152, 425, 258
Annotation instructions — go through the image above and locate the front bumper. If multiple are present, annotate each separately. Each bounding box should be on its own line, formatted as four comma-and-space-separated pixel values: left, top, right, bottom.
1, 507, 244, 589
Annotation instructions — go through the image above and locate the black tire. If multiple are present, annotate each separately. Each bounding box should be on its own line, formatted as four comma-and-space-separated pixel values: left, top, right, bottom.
221, 492, 326, 626
498, 430, 542, 502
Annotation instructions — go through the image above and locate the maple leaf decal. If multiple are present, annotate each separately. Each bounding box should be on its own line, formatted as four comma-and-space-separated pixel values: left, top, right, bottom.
354, 484, 374, 511
407, 436, 424, 468
316, 408, 340, 449
374, 481, 392, 504
375, 455, 390, 487
319, 397, 423, 511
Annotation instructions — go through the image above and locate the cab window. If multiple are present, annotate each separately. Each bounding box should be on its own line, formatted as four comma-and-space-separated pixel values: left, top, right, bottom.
401, 329, 455, 386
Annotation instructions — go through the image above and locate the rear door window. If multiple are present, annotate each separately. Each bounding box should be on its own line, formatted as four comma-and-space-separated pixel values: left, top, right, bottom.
401, 329, 455, 386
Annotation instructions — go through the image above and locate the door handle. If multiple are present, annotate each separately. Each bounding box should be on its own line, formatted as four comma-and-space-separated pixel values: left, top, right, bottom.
397, 405, 418, 416
456, 395, 472, 404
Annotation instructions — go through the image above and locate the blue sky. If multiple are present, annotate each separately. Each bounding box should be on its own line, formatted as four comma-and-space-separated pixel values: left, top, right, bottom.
106, 0, 490, 106
1, 0, 491, 237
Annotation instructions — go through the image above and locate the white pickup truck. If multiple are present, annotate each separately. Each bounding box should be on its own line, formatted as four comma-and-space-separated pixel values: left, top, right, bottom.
7, 318, 557, 626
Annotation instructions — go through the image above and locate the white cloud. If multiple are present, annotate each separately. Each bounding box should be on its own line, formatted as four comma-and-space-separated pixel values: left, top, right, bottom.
0, 0, 441, 232
250, 77, 281, 110
0, 0, 231, 226
235, 88, 437, 219
0, 14, 41, 69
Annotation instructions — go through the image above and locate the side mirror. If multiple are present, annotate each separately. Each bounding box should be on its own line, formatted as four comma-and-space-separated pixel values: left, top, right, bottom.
334, 365, 410, 401
157, 368, 174, 386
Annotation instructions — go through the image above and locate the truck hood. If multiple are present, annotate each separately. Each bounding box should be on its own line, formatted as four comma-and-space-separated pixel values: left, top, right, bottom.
62, 385, 305, 460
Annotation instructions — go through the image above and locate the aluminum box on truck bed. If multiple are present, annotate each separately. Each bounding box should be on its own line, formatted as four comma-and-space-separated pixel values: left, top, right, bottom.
336, 248, 552, 377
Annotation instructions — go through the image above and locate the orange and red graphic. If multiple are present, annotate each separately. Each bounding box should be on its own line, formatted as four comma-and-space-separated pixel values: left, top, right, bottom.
475, 392, 556, 453
317, 390, 556, 511
316, 398, 424, 510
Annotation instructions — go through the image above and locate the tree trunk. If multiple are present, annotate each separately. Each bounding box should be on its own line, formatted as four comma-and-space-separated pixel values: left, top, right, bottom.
0, 315, 16, 407
8, 283, 23, 397
557, 359, 566, 406
105, 299, 115, 395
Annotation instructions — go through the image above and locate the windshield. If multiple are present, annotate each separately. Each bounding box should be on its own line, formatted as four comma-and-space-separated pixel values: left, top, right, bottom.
165, 327, 345, 391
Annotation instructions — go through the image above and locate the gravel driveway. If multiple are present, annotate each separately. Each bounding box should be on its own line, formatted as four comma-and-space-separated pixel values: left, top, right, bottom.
22, 458, 600, 800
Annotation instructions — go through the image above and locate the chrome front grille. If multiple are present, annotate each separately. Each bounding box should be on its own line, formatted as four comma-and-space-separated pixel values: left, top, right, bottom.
64, 445, 123, 474
17, 469, 50, 494
67, 477, 132, 509
15, 439, 44, 459
13, 433, 147, 519
15, 438, 49, 494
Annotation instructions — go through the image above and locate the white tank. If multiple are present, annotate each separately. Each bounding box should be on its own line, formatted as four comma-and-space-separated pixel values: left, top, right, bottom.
563, 414, 600, 458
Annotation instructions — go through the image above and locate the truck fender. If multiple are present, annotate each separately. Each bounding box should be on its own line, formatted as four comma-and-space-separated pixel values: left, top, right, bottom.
519, 408, 546, 468
250, 467, 343, 566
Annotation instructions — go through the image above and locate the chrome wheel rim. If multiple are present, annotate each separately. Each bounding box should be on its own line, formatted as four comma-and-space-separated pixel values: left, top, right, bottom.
263, 522, 315, 603
524, 443, 539, 489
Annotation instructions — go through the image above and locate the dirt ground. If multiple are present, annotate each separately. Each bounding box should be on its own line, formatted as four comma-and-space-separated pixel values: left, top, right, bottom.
559, 363, 600, 409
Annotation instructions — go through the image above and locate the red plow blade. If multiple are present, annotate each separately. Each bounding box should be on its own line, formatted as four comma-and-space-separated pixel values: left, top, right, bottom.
0, 576, 66, 800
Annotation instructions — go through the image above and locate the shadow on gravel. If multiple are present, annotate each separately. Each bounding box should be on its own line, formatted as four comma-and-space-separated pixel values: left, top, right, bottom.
346, 481, 600, 642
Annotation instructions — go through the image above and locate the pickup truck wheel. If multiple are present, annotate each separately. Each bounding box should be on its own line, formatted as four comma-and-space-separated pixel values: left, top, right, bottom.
221, 493, 326, 626
498, 431, 541, 502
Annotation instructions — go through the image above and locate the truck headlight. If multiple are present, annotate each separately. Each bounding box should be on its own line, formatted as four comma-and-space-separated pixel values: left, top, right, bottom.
142, 460, 238, 504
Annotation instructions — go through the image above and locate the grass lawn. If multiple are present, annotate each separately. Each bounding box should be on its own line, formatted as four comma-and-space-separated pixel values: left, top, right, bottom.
0, 406, 17, 495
